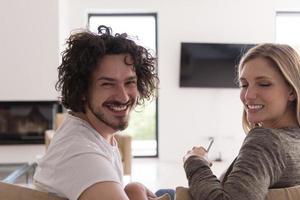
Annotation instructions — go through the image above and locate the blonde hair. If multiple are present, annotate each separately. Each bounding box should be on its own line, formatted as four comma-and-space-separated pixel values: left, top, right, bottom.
238, 43, 300, 133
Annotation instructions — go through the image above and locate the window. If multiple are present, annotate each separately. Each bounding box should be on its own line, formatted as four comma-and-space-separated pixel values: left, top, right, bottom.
88, 13, 158, 157
276, 12, 300, 50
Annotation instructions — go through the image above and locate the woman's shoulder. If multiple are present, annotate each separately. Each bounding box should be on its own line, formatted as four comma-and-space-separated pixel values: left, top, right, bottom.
242, 127, 284, 152
243, 127, 300, 154
248, 127, 300, 140
247, 127, 281, 140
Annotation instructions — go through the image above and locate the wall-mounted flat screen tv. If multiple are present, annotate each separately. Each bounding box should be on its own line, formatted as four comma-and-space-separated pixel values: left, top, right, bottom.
180, 42, 255, 88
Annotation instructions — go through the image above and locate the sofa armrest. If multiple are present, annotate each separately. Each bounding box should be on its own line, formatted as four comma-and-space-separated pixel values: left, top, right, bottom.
175, 187, 192, 200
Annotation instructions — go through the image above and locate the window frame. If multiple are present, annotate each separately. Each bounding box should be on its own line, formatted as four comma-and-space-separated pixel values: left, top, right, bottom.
276, 11, 300, 45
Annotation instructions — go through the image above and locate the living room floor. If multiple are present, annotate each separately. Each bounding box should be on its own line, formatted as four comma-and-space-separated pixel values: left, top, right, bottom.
126, 158, 230, 192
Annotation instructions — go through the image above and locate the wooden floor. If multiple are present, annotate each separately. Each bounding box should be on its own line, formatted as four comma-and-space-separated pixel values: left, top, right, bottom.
127, 158, 230, 192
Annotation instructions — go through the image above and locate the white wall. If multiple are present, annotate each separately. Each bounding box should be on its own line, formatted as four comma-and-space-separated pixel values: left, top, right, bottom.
58, 0, 300, 164
0, 0, 59, 101
0, 0, 58, 163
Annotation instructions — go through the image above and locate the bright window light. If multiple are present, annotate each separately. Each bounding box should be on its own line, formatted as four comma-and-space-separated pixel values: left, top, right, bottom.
88, 14, 158, 157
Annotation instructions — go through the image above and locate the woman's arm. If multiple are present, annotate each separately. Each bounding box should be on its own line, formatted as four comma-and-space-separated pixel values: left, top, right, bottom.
184, 128, 286, 200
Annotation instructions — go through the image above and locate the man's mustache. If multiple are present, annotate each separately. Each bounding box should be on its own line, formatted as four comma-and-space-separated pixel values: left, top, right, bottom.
103, 100, 134, 106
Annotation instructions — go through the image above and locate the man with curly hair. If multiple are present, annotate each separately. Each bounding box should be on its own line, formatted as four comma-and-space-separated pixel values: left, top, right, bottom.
33, 25, 159, 200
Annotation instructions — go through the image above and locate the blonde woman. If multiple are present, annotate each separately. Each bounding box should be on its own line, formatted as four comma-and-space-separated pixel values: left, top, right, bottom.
183, 43, 300, 200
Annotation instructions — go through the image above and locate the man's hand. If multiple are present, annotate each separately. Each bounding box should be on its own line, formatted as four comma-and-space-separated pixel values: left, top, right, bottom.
146, 186, 157, 199
125, 182, 156, 200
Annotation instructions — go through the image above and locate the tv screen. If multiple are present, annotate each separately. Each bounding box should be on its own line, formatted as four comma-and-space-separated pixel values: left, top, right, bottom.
180, 42, 255, 88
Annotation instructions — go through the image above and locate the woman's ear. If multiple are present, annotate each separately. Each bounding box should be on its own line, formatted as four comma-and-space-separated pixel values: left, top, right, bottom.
288, 88, 296, 101
82, 94, 86, 102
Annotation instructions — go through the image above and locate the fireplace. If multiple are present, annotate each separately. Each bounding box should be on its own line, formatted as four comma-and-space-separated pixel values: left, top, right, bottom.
0, 101, 60, 144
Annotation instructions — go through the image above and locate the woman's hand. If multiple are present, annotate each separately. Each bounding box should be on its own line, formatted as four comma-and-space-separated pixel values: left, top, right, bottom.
183, 146, 212, 166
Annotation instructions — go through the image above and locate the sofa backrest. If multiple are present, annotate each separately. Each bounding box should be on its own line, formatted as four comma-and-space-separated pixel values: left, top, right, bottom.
175, 185, 300, 200
266, 185, 300, 200
0, 182, 67, 200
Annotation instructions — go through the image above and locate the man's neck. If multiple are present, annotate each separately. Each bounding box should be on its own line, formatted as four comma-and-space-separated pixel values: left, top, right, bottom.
71, 111, 116, 144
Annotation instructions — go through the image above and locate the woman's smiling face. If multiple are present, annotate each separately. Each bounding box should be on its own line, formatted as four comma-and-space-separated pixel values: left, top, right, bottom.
239, 57, 296, 128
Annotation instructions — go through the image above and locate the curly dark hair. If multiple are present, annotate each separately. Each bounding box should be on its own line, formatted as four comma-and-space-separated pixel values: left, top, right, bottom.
56, 25, 158, 112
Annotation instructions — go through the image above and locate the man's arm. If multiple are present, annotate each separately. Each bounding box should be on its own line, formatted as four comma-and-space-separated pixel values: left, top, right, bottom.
79, 181, 156, 200
79, 181, 129, 200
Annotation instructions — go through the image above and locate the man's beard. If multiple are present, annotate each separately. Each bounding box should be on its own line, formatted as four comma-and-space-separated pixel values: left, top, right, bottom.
87, 100, 133, 131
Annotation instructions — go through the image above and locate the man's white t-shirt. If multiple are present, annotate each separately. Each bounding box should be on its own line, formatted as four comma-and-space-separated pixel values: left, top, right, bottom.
33, 113, 123, 200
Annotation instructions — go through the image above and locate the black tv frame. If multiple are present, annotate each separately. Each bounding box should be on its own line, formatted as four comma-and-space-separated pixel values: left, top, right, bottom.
180, 42, 254, 88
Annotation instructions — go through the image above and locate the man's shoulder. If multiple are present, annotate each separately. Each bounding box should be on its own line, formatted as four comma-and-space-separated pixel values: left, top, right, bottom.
55, 113, 97, 142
